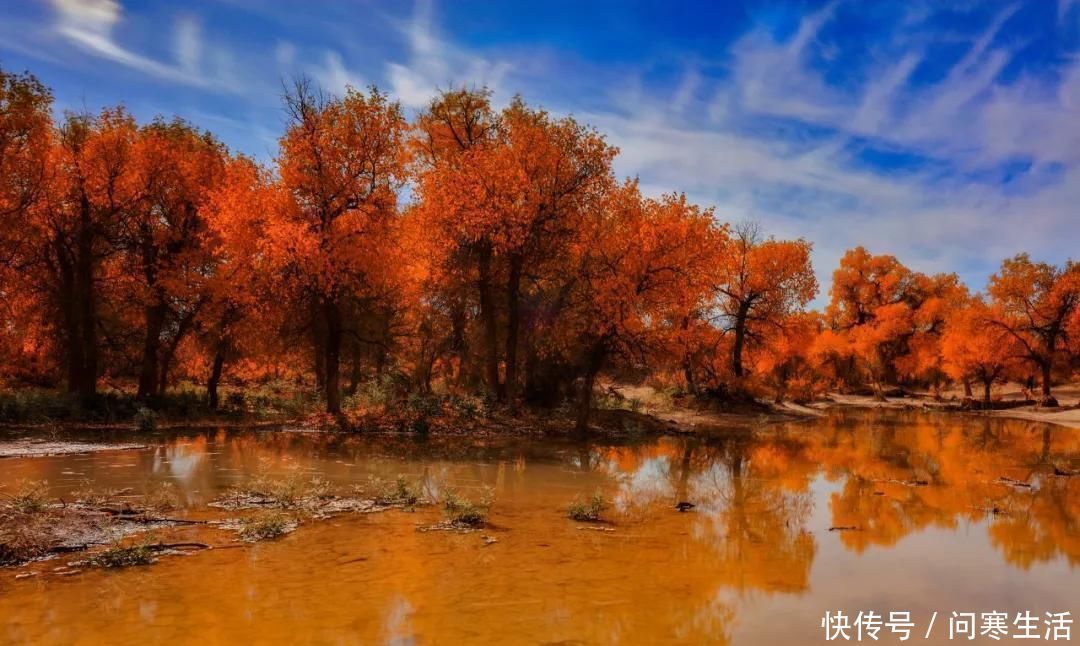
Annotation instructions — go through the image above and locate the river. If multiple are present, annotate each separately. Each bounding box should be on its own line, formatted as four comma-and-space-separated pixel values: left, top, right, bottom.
1, 409, 1077, 644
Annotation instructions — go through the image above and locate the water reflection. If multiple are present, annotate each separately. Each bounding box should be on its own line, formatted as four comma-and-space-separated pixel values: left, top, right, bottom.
0, 411, 1076, 644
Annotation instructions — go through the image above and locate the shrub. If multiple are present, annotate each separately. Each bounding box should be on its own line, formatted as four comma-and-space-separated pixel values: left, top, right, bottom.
225, 391, 246, 411
442, 488, 494, 527
242, 470, 330, 508
0, 514, 56, 565
369, 475, 420, 507
567, 491, 607, 522
6, 480, 50, 514
87, 542, 155, 568
144, 481, 179, 511
238, 514, 291, 542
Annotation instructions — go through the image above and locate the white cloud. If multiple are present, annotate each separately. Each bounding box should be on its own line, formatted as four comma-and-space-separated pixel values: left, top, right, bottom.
384, 0, 512, 108
26, 0, 1080, 303
172, 15, 202, 76
49, 0, 236, 90
313, 51, 366, 97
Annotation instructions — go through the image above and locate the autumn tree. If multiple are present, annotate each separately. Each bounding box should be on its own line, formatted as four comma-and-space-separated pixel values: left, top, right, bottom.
754, 312, 823, 403
826, 247, 964, 398
986, 254, 1080, 405
713, 221, 816, 380
893, 272, 968, 395
941, 297, 1021, 404
411, 91, 615, 404
122, 118, 227, 400
28, 109, 140, 399
559, 183, 721, 432
0, 67, 52, 250
409, 88, 500, 394
0, 67, 53, 381
188, 155, 277, 408
271, 80, 407, 414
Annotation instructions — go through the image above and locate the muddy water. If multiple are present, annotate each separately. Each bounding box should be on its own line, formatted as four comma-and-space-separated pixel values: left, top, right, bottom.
1, 410, 1078, 645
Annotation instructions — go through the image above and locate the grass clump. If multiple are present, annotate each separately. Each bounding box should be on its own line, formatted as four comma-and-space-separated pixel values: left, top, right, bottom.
442, 488, 494, 527
238, 514, 293, 542
567, 491, 607, 522
144, 481, 179, 512
369, 475, 421, 507
4, 480, 50, 515
242, 470, 331, 508
86, 542, 155, 568
0, 515, 54, 565
73, 481, 118, 507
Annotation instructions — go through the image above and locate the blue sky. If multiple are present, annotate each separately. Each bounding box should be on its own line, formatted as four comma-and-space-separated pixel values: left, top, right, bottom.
2, 0, 1079, 305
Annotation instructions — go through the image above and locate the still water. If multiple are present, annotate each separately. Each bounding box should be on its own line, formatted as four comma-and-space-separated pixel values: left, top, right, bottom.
1, 410, 1077, 644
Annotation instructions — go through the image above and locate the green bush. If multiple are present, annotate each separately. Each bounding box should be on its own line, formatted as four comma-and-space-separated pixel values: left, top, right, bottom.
238, 514, 291, 541
567, 491, 607, 522
369, 475, 421, 507
442, 488, 494, 527
6, 480, 50, 514
87, 542, 155, 568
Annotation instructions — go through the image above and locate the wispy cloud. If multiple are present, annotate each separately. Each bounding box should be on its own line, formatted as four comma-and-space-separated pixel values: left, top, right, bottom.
313, 51, 366, 97
384, 0, 512, 108
9, 0, 1078, 301
568, 2, 1080, 301
49, 0, 236, 91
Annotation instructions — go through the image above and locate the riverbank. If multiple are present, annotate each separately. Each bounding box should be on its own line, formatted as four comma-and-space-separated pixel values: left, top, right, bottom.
814, 391, 1080, 430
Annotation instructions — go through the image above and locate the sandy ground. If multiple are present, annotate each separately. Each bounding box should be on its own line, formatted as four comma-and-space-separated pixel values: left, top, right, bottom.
819, 389, 1080, 430
0, 439, 147, 459
606, 383, 817, 430
610, 381, 1080, 431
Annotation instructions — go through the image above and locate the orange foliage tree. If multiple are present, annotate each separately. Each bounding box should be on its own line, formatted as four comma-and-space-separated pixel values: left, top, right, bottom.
411, 90, 616, 404
555, 183, 722, 431
941, 297, 1021, 403
3, 65, 1079, 422
0, 68, 53, 380
124, 118, 227, 399
713, 221, 816, 381
986, 254, 1080, 405
270, 81, 407, 413
826, 247, 965, 398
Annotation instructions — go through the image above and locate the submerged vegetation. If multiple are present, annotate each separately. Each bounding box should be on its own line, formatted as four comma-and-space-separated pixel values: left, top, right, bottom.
439, 489, 495, 529
0, 479, 188, 566
368, 476, 423, 508
236, 514, 296, 542
567, 491, 608, 522
84, 542, 157, 569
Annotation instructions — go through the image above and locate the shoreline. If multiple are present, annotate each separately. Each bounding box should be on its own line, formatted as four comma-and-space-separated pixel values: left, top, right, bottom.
813, 394, 1080, 430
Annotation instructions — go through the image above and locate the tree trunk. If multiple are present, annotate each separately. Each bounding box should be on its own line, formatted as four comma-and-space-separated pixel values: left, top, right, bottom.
1039, 359, 1055, 405
323, 299, 342, 414
75, 207, 97, 401
731, 303, 750, 378
313, 301, 326, 392
477, 243, 502, 401
58, 257, 84, 395
505, 254, 523, 404
680, 317, 698, 395
450, 300, 467, 387
207, 343, 226, 410
963, 380, 973, 399
346, 343, 362, 396
983, 379, 992, 405
575, 345, 606, 435
137, 303, 166, 401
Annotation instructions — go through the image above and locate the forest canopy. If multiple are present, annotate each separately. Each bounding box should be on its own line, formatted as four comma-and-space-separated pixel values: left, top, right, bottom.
2, 66, 1079, 429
